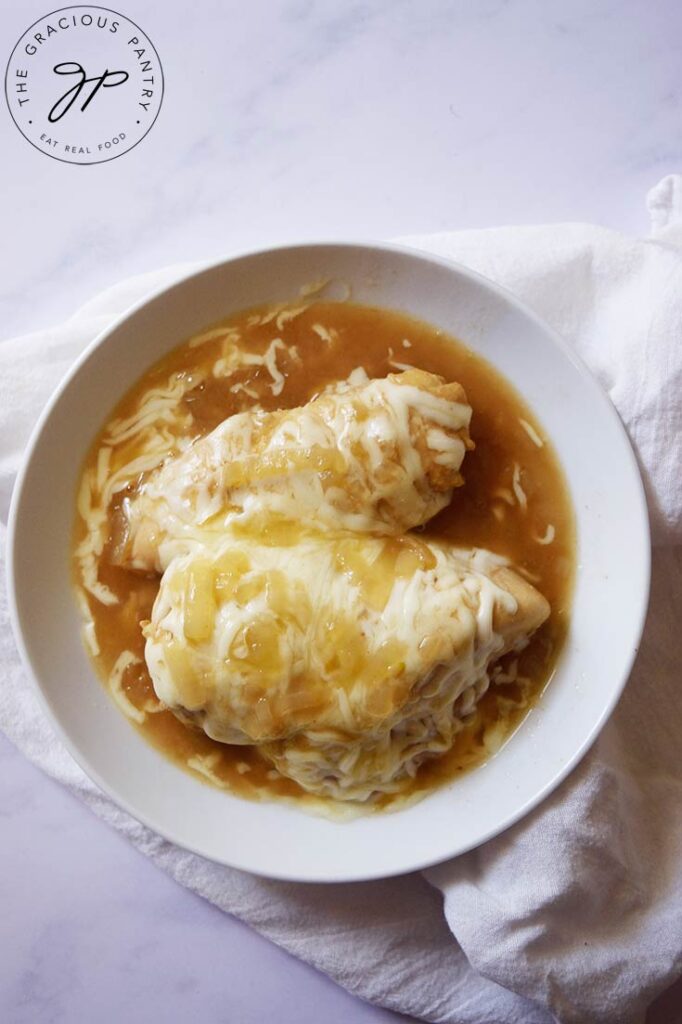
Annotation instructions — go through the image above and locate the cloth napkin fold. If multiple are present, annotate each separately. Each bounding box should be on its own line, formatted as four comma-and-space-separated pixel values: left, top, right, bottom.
2, 177, 682, 1024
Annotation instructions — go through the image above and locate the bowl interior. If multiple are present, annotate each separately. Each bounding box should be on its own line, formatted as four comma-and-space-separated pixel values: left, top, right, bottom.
8, 243, 650, 881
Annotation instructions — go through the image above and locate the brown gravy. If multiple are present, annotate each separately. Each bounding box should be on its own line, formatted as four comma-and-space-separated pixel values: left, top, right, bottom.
73, 300, 575, 811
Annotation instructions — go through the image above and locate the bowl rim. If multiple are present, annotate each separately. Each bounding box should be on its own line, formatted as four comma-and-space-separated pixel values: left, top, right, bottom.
6, 239, 652, 882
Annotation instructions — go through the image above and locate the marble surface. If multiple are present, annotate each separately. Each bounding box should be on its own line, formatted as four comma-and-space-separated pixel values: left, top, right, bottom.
1, 0, 681, 1021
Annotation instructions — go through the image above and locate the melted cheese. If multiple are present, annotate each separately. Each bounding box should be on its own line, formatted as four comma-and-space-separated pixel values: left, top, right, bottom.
512, 463, 528, 511
311, 323, 338, 345
214, 337, 289, 395
144, 531, 548, 801
120, 370, 474, 573
519, 417, 544, 447
535, 524, 556, 545
108, 651, 146, 723
75, 370, 202, 604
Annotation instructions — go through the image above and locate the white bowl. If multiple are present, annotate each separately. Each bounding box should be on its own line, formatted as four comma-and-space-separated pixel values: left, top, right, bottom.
7, 243, 650, 882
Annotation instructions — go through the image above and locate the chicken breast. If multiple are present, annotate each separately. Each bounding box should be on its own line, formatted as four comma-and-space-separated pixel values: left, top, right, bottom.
143, 528, 549, 801
116, 370, 473, 573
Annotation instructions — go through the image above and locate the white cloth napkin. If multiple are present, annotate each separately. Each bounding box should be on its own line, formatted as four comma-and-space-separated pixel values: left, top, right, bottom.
2, 177, 682, 1024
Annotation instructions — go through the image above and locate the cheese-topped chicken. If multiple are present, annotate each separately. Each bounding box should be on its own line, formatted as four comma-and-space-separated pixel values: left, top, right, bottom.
117, 370, 473, 574
144, 528, 549, 801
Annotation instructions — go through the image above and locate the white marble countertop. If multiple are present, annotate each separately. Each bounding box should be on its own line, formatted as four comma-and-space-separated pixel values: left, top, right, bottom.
1, 1, 681, 1020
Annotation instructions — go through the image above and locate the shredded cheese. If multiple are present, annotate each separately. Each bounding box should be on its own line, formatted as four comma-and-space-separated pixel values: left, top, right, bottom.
519, 418, 544, 448
229, 381, 260, 400
96, 446, 112, 493
187, 752, 226, 787
77, 542, 118, 606
276, 305, 308, 330
257, 306, 283, 326
215, 337, 289, 396
512, 463, 528, 512
535, 524, 555, 545
259, 339, 287, 395
108, 652, 146, 723
75, 587, 100, 657
105, 373, 198, 445
299, 278, 329, 297
189, 326, 240, 349
311, 323, 338, 345
389, 360, 418, 373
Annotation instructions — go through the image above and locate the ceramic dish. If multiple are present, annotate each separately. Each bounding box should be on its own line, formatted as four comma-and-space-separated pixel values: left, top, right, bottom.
7, 242, 650, 882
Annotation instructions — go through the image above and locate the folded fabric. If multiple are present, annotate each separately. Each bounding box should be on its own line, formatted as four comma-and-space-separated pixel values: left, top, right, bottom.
1, 177, 681, 1024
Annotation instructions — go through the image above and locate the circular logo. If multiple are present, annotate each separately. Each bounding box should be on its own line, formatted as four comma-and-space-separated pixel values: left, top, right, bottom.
4, 6, 163, 165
